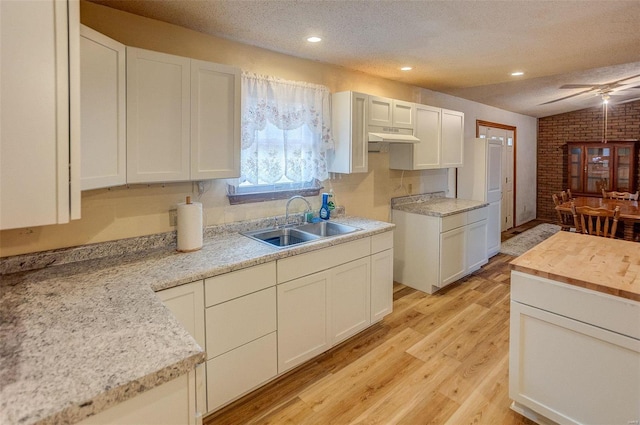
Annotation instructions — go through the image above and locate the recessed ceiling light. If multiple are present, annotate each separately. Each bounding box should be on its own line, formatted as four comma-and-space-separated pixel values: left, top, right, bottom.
307, 36, 322, 43
400, 66, 413, 71
511, 71, 524, 76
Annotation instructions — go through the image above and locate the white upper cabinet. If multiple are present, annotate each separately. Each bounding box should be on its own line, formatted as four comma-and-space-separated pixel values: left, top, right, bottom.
367, 96, 414, 129
190, 60, 241, 180
80, 25, 126, 190
441, 108, 464, 168
0, 0, 80, 230
126, 47, 241, 184
329, 91, 368, 174
389, 104, 441, 170
389, 105, 464, 170
126, 47, 191, 183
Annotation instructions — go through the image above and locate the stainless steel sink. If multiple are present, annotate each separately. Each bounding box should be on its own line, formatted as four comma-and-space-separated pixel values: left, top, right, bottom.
295, 221, 360, 237
242, 227, 321, 248
241, 221, 361, 248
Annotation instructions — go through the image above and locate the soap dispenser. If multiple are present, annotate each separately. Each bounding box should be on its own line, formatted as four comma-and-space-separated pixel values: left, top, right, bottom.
319, 192, 331, 220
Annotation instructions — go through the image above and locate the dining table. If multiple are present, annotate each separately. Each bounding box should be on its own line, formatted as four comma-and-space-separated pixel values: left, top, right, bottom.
556, 196, 640, 241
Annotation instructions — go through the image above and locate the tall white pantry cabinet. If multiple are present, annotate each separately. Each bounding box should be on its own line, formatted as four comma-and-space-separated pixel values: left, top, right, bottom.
458, 138, 503, 257
1, 0, 81, 230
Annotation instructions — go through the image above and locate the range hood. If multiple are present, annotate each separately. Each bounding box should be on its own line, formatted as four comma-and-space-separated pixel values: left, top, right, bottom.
368, 132, 420, 143
367, 125, 419, 144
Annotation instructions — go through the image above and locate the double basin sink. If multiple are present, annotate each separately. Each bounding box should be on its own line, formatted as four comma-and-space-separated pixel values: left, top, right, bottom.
242, 221, 361, 248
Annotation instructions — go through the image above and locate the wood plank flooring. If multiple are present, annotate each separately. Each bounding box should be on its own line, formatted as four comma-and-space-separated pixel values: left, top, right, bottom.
204, 221, 545, 425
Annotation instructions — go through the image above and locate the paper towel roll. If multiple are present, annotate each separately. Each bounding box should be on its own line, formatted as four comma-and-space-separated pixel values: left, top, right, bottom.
177, 198, 203, 252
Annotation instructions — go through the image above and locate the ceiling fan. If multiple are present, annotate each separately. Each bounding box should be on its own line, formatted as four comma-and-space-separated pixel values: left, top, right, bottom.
541, 73, 640, 105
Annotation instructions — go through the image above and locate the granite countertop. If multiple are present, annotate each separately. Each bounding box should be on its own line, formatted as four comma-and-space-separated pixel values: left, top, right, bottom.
510, 231, 640, 302
391, 195, 488, 217
0, 216, 394, 425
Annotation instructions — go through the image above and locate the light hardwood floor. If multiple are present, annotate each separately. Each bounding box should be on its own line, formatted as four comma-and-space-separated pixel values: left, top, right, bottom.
204, 222, 545, 425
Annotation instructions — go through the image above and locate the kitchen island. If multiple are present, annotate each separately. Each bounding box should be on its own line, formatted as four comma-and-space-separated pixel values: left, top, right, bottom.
509, 231, 640, 425
0, 216, 393, 425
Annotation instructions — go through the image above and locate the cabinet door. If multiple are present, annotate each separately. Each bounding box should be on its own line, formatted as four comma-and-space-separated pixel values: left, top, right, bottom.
389, 104, 440, 170
277, 271, 330, 373
190, 60, 241, 180
391, 99, 414, 129
510, 301, 640, 425
466, 219, 488, 272
585, 145, 612, 194
613, 143, 634, 192
330, 257, 371, 345
567, 144, 584, 194
126, 47, 190, 183
368, 96, 393, 127
412, 105, 441, 169
439, 226, 466, 287
328, 91, 368, 174
371, 248, 393, 323
1, 0, 79, 229
441, 108, 464, 167
156, 281, 205, 349
80, 25, 126, 190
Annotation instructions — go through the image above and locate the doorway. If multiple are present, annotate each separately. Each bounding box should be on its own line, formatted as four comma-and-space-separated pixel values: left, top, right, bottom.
477, 121, 516, 231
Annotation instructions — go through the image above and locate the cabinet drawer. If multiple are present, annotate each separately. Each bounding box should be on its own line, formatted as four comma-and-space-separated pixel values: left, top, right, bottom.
512, 271, 640, 340
205, 287, 276, 358
441, 212, 466, 232
371, 231, 393, 254
277, 237, 370, 283
205, 262, 276, 307
467, 207, 488, 224
206, 332, 277, 411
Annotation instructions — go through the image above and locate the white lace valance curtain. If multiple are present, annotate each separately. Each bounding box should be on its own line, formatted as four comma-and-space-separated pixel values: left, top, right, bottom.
240, 72, 333, 185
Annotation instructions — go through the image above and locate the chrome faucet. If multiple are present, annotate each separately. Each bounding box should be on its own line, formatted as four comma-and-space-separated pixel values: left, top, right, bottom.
284, 195, 312, 225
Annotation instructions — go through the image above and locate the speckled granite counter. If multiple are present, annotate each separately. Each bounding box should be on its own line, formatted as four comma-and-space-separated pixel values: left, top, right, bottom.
0, 216, 393, 425
391, 193, 488, 217
510, 231, 640, 302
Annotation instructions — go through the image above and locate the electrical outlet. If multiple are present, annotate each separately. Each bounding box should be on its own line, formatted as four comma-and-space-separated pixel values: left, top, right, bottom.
169, 209, 178, 226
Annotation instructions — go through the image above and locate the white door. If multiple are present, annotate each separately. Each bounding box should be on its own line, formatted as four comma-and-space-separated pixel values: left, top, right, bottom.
503, 131, 515, 229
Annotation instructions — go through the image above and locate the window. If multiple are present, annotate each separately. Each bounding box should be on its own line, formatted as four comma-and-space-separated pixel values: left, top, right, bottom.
227, 73, 333, 204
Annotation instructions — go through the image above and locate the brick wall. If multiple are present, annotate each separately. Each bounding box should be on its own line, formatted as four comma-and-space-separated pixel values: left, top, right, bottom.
537, 100, 640, 221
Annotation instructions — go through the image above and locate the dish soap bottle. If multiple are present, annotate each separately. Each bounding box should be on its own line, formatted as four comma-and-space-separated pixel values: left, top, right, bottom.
319, 192, 331, 220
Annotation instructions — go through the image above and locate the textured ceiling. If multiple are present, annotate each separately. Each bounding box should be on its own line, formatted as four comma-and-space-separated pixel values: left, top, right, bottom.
88, 0, 640, 118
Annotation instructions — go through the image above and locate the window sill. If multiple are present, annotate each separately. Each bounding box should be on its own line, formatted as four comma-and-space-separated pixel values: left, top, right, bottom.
227, 185, 323, 205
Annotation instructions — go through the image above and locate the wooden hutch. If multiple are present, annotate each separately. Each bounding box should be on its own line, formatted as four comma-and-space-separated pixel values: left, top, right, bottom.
567, 140, 638, 197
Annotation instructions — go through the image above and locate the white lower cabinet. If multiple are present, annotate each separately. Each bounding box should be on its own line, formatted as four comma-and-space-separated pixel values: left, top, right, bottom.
510, 271, 640, 425
156, 231, 394, 416
77, 371, 199, 425
370, 232, 394, 323
393, 207, 488, 294
330, 257, 371, 345
203, 262, 277, 411
277, 270, 331, 373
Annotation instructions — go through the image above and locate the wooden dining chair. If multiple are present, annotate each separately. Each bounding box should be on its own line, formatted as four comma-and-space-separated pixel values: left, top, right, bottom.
565, 189, 573, 200
601, 189, 639, 201
570, 202, 621, 238
552, 193, 573, 231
